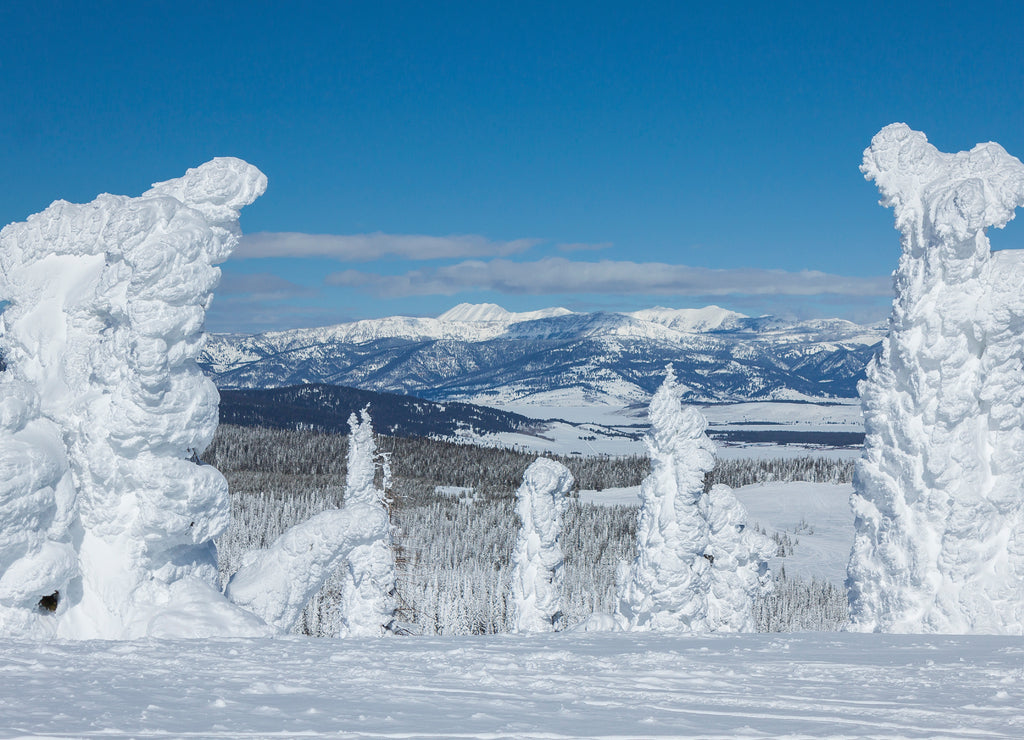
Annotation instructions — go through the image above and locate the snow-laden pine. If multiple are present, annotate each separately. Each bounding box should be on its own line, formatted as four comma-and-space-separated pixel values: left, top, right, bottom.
616, 367, 771, 631
509, 458, 574, 632
849, 123, 1024, 634
337, 409, 397, 637
0, 158, 269, 639
224, 409, 396, 636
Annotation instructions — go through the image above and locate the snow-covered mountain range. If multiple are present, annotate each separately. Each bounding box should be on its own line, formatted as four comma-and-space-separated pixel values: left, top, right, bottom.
200, 303, 885, 406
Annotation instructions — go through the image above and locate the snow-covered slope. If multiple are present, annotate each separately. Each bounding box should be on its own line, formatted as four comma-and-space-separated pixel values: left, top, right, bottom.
201, 303, 885, 405
2, 632, 1021, 738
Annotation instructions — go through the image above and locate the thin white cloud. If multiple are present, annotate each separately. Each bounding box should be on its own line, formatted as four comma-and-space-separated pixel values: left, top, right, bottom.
556, 241, 614, 252
218, 272, 314, 298
236, 232, 540, 261
324, 257, 892, 298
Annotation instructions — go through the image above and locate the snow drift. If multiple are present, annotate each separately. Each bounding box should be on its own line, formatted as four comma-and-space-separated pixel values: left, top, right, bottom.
849, 123, 1024, 634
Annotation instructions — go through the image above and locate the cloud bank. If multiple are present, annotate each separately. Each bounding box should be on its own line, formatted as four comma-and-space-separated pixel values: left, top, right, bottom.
237, 232, 539, 261
324, 257, 891, 298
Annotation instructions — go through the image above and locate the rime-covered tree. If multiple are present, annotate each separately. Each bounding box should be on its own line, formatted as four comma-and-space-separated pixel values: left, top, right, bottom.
850, 123, 1024, 634
508, 458, 574, 632
0, 158, 269, 639
337, 409, 397, 637
617, 366, 769, 632
616, 366, 714, 631
704, 484, 773, 632
226, 409, 396, 636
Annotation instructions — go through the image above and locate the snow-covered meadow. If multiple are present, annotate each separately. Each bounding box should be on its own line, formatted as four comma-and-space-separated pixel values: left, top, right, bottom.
1, 631, 1021, 738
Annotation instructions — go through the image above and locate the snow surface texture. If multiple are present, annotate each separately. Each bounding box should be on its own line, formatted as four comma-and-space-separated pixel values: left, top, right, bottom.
0, 158, 269, 639
849, 123, 1024, 634
617, 367, 771, 631
1, 632, 1020, 738
509, 457, 574, 632
225, 410, 395, 636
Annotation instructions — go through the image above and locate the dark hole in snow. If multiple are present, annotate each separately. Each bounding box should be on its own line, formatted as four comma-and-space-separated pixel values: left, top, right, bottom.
38, 591, 59, 612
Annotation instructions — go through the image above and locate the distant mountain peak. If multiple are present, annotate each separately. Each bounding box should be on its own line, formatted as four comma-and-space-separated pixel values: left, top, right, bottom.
437, 302, 574, 324
629, 305, 748, 332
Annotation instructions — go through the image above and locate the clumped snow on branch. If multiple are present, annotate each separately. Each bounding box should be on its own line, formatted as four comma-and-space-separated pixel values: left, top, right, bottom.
617, 367, 770, 631
849, 123, 1024, 634
0, 159, 272, 638
509, 457, 574, 632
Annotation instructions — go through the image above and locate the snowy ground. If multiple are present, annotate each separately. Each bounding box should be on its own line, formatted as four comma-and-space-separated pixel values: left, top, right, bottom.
1, 631, 1021, 738
472, 401, 865, 459
581, 482, 854, 586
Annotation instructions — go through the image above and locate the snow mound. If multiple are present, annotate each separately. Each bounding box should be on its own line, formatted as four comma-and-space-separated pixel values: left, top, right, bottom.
0, 158, 269, 638
849, 123, 1024, 634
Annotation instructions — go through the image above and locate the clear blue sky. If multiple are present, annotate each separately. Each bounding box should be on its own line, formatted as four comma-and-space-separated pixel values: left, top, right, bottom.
3, 1, 1024, 332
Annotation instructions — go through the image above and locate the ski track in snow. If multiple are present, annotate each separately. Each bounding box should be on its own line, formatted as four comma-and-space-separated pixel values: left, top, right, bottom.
0, 632, 1021, 738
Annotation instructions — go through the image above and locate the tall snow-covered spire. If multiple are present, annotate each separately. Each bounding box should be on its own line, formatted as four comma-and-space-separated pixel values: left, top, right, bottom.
337, 408, 397, 637
617, 365, 769, 632
849, 124, 1024, 634
616, 366, 714, 631
509, 457, 574, 633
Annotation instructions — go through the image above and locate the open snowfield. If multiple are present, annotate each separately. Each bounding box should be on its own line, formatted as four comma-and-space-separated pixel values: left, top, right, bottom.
474, 401, 865, 459
582, 482, 855, 586
1, 631, 1021, 738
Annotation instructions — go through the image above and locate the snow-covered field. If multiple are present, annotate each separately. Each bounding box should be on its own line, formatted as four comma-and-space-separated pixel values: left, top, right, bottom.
2, 631, 1021, 738
473, 400, 865, 459
582, 481, 854, 586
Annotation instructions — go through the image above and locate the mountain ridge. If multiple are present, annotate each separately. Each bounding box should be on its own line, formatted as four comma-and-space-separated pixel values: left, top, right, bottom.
200, 303, 885, 406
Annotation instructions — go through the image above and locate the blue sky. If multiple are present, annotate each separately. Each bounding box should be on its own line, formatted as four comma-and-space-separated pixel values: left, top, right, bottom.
3, 1, 1024, 332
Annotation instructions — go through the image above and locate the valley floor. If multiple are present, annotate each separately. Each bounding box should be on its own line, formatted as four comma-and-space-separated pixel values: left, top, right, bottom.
1, 631, 1021, 738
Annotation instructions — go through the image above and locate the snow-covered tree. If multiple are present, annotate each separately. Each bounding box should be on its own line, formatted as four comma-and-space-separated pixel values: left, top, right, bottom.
225, 408, 396, 636
337, 409, 397, 637
616, 366, 769, 632
0, 158, 269, 638
849, 123, 1024, 634
508, 457, 574, 632
704, 484, 773, 632
0, 380, 77, 638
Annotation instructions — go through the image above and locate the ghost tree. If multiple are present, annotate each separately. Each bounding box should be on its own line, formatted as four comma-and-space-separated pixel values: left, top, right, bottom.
704, 484, 773, 632
337, 409, 397, 637
0, 158, 270, 639
508, 457, 574, 632
616, 366, 769, 632
849, 123, 1024, 634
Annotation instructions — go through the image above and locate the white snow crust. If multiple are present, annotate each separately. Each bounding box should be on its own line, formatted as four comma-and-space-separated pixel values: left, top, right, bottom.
509, 458, 574, 632
1, 632, 1021, 738
0, 158, 268, 639
849, 124, 1024, 634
